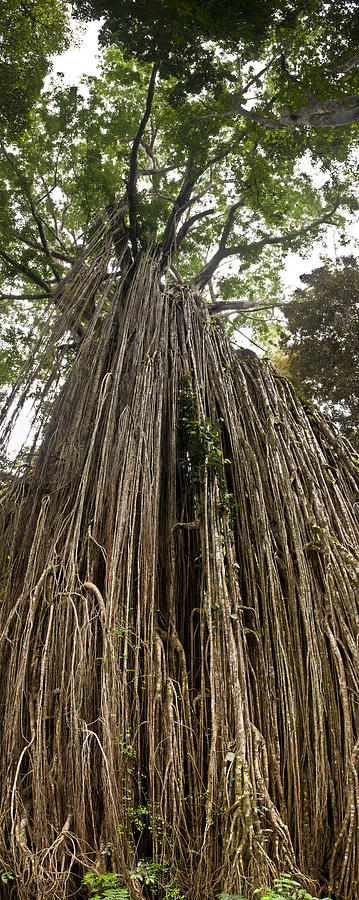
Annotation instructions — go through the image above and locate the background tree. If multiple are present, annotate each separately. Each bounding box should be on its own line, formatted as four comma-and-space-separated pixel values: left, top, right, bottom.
0, 9, 358, 900
275, 257, 359, 448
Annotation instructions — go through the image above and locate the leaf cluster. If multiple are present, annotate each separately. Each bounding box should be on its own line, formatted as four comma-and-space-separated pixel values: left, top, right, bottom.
0, 0, 70, 138
279, 257, 359, 448
71, 0, 309, 97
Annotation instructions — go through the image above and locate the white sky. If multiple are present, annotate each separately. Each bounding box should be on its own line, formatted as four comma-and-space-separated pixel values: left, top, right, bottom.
50, 19, 102, 85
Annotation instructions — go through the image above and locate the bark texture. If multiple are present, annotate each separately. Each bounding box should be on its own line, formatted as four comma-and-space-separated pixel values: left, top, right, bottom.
0, 219, 358, 899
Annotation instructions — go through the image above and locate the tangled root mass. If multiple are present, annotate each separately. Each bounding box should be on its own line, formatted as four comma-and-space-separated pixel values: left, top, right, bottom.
0, 228, 358, 899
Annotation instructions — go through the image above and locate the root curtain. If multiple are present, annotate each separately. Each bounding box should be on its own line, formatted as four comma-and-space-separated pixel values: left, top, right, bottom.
0, 230, 358, 899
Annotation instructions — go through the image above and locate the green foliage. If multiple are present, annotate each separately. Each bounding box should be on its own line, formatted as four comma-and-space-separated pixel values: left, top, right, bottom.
83, 865, 185, 900
163, 889, 185, 900
216, 873, 334, 900
83, 871, 129, 900
72, 0, 304, 97
178, 373, 229, 481
216, 893, 246, 900
0, 0, 70, 138
253, 872, 333, 900
0, 868, 14, 884
130, 858, 169, 887
72, 0, 359, 133
279, 257, 359, 448
1, 10, 359, 412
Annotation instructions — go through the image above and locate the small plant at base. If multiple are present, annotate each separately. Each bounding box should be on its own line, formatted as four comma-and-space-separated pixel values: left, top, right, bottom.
130, 858, 170, 887
0, 868, 14, 884
216, 893, 246, 900
164, 888, 185, 900
82, 871, 129, 900
253, 872, 333, 900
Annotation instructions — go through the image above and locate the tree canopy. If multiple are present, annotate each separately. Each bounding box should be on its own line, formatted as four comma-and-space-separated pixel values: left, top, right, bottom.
73, 0, 359, 124
277, 257, 359, 448
0, 24, 358, 407
0, 0, 70, 139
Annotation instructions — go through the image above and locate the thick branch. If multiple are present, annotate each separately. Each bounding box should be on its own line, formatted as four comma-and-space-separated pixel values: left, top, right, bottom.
127, 65, 158, 256
0, 291, 50, 301
138, 164, 178, 177
327, 52, 359, 78
160, 133, 245, 260
160, 161, 197, 257
235, 94, 359, 129
219, 198, 246, 249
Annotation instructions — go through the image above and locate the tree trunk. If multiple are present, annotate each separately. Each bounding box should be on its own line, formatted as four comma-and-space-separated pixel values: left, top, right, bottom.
0, 235, 358, 900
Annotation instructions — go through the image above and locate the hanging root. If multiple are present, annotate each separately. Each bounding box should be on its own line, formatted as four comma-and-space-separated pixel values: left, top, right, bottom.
0, 235, 358, 898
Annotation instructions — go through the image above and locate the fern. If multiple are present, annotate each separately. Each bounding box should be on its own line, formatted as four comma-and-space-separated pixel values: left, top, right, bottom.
82, 871, 129, 899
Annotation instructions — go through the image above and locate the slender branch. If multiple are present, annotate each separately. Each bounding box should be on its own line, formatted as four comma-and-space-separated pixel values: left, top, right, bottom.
176, 207, 215, 250
0, 291, 50, 301
29, 203, 63, 281
280, 53, 318, 102
127, 65, 158, 256
0, 247, 51, 292
228, 199, 339, 255
8, 230, 73, 263
209, 300, 288, 314
34, 135, 65, 204
0, 143, 32, 199
192, 196, 247, 289
238, 50, 281, 98
194, 200, 339, 290
37, 200, 75, 256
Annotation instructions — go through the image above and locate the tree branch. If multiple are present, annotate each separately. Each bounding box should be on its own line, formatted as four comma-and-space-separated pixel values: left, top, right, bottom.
237, 50, 281, 98
280, 53, 318, 102
8, 230, 73, 263
29, 202, 63, 281
192, 196, 247, 289
209, 300, 288, 314
193, 200, 339, 291
235, 94, 359, 129
138, 164, 179, 177
0, 247, 51, 293
327, 52, 359, 78
127, 65, 158, 257
175, 207, 215, 250
0, 291, 50, 301
160, 156, 197, 257
229, 199, 339, 255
